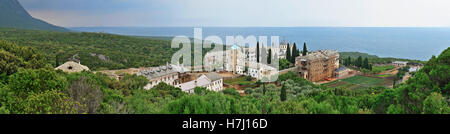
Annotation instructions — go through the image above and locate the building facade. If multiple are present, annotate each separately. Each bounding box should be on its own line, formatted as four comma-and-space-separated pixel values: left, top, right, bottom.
296, 50, 340, 82
203, 44, 279, 81
392, 61, 408, 67
334, 65, 351, 78
137, 63, 189, 90
176, 72, 224, 93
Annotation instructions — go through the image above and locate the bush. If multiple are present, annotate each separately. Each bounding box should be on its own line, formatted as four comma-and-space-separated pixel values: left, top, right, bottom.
8, 68, 67, 97
222, 88, 240, 96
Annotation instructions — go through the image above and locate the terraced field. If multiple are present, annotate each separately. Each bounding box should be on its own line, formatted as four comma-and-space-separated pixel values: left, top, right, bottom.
323, 75, 393, 90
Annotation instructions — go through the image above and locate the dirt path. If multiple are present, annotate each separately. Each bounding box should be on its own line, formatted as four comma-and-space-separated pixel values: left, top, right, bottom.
378, 67, 400, 75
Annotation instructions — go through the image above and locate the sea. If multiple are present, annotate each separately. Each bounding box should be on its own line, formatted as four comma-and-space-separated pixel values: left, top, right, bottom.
70, 27, 450, 61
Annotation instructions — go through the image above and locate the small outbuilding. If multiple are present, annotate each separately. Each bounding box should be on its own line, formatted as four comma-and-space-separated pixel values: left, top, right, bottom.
392, 61, 408, 67
55, 61, 90, 73
334, 66, 350, 78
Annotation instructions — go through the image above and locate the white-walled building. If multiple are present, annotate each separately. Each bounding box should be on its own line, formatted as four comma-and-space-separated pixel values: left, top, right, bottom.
137, 63, 189, 90
393, 61, 408, 67
176, 72, 224, 93
247, 62, 278, 80
204, 44, 279, 81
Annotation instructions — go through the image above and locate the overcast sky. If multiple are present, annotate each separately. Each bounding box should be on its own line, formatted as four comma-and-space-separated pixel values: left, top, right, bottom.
18, 0, 450, 27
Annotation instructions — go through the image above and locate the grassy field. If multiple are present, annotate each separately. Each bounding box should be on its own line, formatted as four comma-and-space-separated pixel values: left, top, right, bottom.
372, 65, 395, 73
376, 74, 395, 78
342, 76, 384, 86
323, 75, 387, 90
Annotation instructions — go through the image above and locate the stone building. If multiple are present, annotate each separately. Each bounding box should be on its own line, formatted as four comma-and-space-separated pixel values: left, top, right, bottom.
334, 65, 351, 79
55, 61, 89, 73
392, 61, 408, 67
204, 44, 279, 81
278, 41, 293, 59
296, 50, 340, 82
176, 72, 224, 93
137, 63, 189, 90
247, 62, 278, 80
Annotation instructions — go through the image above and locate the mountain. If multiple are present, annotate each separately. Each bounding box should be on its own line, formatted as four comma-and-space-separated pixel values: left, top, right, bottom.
0, 0, 68, 32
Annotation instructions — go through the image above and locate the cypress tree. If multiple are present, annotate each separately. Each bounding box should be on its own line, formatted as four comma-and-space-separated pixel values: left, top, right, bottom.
267, 48, 272, 64
261, 44, 267, 64
291, 43, 298, 63
280, 83, 287, 101
363, 58, 369, 69
263, 83, 266, 95
256, 42, 260, 63
286, 43, 291, 63
357, 56, 363, 68
348, 57, 352, 66
302, 42, 308, 56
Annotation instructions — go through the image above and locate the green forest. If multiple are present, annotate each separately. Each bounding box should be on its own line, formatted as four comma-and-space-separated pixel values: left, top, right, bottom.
0, 34, 449, 114
0, 28, 191, 70
340, 52, 425, 64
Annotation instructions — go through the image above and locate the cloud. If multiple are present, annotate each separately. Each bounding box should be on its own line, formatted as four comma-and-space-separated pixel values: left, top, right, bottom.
18, 0, 450, 27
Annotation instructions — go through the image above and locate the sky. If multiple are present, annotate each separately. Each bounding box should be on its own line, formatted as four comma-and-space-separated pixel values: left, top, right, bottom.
18, 0, 450, 27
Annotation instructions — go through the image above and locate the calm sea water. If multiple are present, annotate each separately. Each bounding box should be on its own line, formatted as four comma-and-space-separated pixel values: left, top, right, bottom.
70, 27, 450, 61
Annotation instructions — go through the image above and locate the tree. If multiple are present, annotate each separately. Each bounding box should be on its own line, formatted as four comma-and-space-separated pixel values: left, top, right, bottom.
109, 73, 148, 95
267, 48, 272, 64
286, 43, 291, 63
22, 90, 83, 114
356, 56, 363, 68
263, 83, 266, 95
256, 42, 260, 63
124, 90, 157, 114
244, 66, 249, 74
0, 40, 48, 75
66, 76, 103, 114
8, 68, 68, 97
0, 50, 21, 75
386, 104, 404, 114
363, 58, 369, 69
256, 80, 263, 87
291, 43, 298, 63
261, 44, 267, 64
194, 87, 208, 95
346, 57, 352, 66
280, 83, 287, 101
279, 59, 290, 70
150, 82, 185, 98
422, 92, 449, 114
222, 88, 240, 96
302, 42, 308, 56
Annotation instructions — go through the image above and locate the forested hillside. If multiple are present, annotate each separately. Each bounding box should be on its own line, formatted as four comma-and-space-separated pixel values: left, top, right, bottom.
0, 28, 186, 70
0, 28, 218, 70
1, 40, 448, 114
340, 52, 425, 64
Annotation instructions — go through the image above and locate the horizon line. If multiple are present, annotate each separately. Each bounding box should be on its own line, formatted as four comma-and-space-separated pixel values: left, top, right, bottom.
68, 26, 450, 28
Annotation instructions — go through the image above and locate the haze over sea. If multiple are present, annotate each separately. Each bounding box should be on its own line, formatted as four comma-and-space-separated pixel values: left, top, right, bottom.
71, 27, 450, 61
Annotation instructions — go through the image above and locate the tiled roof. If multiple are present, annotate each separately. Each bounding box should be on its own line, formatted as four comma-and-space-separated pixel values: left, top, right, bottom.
137, 64, 188, 80
177, 75, 212, 92
335, 66, 348, 72
55, 61, 89, 73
